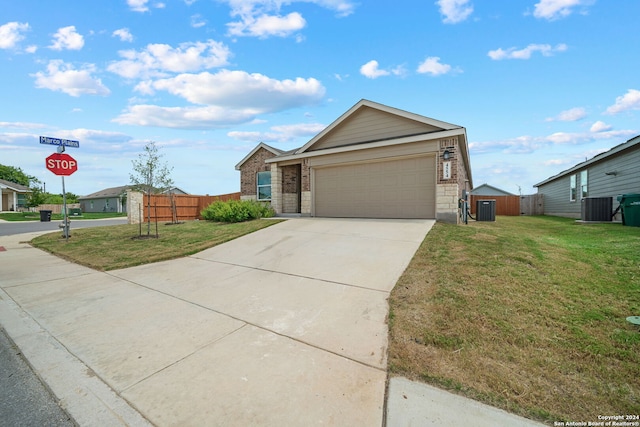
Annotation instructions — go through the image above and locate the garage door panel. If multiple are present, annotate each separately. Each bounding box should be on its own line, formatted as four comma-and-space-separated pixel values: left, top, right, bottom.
314, 155, 435, 219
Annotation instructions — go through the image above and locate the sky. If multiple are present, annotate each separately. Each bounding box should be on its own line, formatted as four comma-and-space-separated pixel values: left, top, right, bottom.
1, 0, 639, 197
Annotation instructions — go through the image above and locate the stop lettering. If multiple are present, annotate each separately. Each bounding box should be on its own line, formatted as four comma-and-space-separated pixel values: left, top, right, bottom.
45, 153, 78, 176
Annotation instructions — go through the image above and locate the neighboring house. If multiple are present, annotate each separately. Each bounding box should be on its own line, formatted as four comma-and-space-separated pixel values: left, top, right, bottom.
235, 99, 473, 223
164, 186, 189, 195
470, 183, 515, 196
0, 179, 32, 211
79, 186, 130, 213
534, 134, 640, 218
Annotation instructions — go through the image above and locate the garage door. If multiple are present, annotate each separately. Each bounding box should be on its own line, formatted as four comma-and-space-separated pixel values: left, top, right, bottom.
314, 155, 435, 218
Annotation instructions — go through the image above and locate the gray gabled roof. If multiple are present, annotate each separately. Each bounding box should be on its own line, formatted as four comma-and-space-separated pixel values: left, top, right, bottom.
0, 178, 31, 192
234, 142, 284, 170
80, 185, 131, 200
534, 134, 640, 187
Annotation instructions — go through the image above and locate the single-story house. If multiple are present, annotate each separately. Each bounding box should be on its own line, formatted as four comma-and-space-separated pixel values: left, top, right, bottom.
80, 186, 189, 214
534, 134, 640, 219
470, 183, 515, 196
79, 186, 131, 213
235, 99, 473, 223
0, 179, 31, 211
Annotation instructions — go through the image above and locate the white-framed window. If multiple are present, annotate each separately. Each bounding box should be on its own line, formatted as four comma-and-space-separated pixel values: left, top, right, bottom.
569, 174, 577, 201
580, 170, 588, 198
257, 171, 272, 201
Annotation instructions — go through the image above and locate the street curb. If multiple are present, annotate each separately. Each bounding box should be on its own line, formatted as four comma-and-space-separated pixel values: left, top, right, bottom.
0, 287, 153, 427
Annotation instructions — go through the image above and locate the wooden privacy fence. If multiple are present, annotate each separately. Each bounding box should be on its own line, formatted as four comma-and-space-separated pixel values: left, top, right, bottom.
469, 194, 544, 216
470, 195, 520, 216
139, 192, 241, 222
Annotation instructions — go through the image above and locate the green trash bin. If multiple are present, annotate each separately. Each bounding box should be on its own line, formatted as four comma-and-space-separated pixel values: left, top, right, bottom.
617, 194, 640, 227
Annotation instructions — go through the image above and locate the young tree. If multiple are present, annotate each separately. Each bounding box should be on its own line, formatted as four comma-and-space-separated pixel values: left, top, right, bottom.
130, 142, 174, 236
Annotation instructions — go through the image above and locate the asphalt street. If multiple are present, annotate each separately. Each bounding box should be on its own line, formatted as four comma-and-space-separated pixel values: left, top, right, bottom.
0, 328, 75, 427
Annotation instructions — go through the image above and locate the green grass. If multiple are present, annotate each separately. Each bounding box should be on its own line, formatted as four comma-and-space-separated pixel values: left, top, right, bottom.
388, 215, 640, 423
0, 212, 127, 221
30, 219, 282, 270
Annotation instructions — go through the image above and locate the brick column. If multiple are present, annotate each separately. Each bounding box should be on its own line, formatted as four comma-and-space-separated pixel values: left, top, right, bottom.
270, 163, 282, 214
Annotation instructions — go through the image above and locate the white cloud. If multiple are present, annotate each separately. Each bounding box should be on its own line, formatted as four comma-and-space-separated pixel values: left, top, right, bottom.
546, 107, 586, 122
191, 14, 207, 28
436, 0, 473, 24
0, 22, 30, 49
470, 129, 638, 155
533, 0, 592, 21
116, 70, 325, 129
488, 43, 567, 60
49, 26, 84, 51
417, 57, 457, 76
227, 12, 306, 38
32, 60, 110, 97
113, 104, 262, 129
148, 70, 325, 108
113, 28, 134, 42
223, 0, 355, 39
590, 121, 612, 132
360, 60, 389, 79
127, 0, 149, 12
604, 89, 640, 115
108, 40, 232, 79
228, 123, 326, 142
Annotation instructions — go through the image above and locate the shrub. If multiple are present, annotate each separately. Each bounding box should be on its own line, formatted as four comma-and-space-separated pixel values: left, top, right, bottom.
201, 199, 275, 223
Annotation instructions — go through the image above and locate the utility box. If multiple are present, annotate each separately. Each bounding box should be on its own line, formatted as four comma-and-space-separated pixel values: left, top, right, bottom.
581, 197, 612, 221
476, 200, 496, 222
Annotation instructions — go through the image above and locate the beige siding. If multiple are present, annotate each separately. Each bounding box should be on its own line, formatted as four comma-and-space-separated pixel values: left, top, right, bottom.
309, 106, 442, 151
313, 155, 436, 219
307, 140, 438, 167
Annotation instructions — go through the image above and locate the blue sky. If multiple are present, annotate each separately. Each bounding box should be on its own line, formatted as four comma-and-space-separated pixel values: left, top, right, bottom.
1, 0, 639, 197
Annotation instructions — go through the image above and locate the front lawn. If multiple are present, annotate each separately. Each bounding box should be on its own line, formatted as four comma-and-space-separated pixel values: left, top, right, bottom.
31, 219, 282, 271
389, 215, 640, 423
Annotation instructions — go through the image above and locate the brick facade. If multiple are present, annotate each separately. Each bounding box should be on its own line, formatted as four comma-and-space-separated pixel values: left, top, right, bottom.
240, 147, 278, 197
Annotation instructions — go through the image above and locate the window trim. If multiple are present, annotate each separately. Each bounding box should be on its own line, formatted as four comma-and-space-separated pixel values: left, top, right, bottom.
580, 170, 588, 199
256, 171, 272, 201
569, 174, 577, 202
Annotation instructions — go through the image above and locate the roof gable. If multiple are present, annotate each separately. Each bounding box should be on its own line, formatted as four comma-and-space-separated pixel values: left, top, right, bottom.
80, 185, 131, 199
470, 183, 515, 196
297, 99, 462, 153
0, 178, 31, 192
235, 142, 283, 170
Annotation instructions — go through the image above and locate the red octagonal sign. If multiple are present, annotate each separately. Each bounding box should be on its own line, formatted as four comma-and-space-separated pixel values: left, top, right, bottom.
46, 153, 78, 176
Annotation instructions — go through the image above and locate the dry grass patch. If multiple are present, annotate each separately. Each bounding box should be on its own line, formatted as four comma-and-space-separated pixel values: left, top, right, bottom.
31, 219, 282, 271
389, 215, 640, 423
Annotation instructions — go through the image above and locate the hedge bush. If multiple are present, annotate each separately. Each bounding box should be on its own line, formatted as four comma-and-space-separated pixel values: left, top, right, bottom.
201, 199, 275, 223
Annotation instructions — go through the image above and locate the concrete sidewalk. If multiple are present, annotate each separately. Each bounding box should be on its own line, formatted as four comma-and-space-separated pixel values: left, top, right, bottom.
0, 218, 545, 426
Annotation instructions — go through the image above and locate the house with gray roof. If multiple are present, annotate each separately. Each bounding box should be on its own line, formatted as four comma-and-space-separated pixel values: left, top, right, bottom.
0, 179, 32, 211
79, 186, 131, 213
534, 134, 640, 219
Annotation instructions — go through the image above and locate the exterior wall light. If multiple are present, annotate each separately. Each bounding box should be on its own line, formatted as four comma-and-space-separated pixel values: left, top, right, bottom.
443, 149, 451, 160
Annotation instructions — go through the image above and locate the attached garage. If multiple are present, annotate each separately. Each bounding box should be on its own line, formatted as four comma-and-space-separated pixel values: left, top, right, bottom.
236, 99, 473, 223
313, 155, 436, 218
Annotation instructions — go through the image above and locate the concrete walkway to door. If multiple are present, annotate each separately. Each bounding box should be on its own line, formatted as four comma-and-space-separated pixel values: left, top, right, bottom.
0, 218, 434, 426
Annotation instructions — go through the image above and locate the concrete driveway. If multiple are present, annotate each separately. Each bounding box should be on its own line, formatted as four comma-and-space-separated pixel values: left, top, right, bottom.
0, 217, 434, 426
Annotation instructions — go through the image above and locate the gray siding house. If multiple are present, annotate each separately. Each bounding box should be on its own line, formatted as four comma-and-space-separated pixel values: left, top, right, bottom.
470, 183, 514, 196
534, 135, 640, 219
79, 186, 130, 213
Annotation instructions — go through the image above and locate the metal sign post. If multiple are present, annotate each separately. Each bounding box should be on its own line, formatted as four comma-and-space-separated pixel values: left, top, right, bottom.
41, 136, 79, 241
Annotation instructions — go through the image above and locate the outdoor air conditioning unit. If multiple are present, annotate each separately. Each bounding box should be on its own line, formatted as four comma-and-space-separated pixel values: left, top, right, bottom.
581, 197, 612, 222
476, 199, 496, 222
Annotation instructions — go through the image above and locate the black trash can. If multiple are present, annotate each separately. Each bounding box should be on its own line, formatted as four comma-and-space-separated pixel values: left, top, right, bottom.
39, 210, 52, 222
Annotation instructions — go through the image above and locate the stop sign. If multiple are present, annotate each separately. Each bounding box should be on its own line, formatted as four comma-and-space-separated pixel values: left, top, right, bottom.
46, 153, 78, 176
